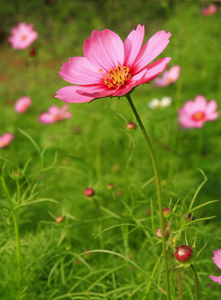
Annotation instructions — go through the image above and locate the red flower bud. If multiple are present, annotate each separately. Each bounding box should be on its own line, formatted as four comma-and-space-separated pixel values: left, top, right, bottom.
84, 187, 94, 197
175, 245, 193, 262
163, 207, 171, 218
126, 122, 137, 130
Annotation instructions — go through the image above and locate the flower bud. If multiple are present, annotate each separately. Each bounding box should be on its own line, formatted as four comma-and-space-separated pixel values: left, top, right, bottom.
156, 227, 168, 238
163, 207, 171, 218
84, 187, 95, 197
126, 122, 137, 130
107, 182, 115, 189
175, 245, 193, 263
55, 216, 64, 224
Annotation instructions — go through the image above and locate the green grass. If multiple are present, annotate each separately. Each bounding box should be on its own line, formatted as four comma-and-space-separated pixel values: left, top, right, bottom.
0, 0, 221, 299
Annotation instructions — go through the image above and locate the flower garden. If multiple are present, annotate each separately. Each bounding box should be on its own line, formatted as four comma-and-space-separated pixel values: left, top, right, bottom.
1, 0, 221, 299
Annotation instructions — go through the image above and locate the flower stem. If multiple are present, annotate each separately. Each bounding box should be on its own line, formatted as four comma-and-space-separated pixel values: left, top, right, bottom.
126, 94, 170, 299
190, 264, 199, 300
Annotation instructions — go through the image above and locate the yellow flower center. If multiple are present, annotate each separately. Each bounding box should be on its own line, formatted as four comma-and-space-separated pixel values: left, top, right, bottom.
54, 114, 62, 122
104, 64, 131, 89
192, 111, 205, 121
21, 34, 27, 41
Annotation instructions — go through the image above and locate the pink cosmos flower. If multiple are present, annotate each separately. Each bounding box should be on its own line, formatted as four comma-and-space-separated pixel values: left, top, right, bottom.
14, 96, 31, 113
39, 105, 72, 124
0, 133, 14, 148
178, 95, 219, 128
209, 249, 221, 284
56, 24, 171, 103
8, 22, 38, 50
202, 4, 218, 16
154, 65, 180, 87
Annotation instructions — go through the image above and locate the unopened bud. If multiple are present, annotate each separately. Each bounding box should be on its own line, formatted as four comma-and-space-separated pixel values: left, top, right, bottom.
55, 216, 64, 224
163, 207, 171, 218
126, 122, 137, 130
107, 182, 115, 189
175, 245, 193, 263
156, 227, 168, 238
84, 187, 95, 197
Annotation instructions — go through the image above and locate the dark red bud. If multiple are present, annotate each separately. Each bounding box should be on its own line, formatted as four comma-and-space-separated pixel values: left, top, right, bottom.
126, 122, 137, 130
175, 245, 193, 262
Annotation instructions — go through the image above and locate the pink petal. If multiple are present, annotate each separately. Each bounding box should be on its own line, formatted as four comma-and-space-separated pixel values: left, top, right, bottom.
209, 275, 221, 284
206, 111, 219, 121
194, 95, 207, 109
0, 133, 14, 148
206, 100, 218, 114
76, 84, 113, 99
139, 57, 171, 84
39, 113, 55, 124
212, 249, 221, 269
48, 106, 61, 114
56, 85, 105, 103
83, 29, 124, 71
169, 65, 181, 80
132, 30, 171, 73
59, 57, 102, 85
124, 24, 145, 67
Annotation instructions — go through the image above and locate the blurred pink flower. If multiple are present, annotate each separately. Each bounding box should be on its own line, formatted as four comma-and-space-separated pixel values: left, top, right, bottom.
0, 133, 14, 148
14, 96, 31, 113
209, 249, 221, 284
178, 95, 219, 128
39, 105, 72, 124
56, 24, 171, 103
202, 4, 218, 16
154, 65, 180, 87
8, 22, 38, 50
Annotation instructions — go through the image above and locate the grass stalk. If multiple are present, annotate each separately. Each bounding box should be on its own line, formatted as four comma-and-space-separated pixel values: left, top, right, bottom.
0, 176, 21, 282
126, 94, 170, 299
190, 264, 199, 300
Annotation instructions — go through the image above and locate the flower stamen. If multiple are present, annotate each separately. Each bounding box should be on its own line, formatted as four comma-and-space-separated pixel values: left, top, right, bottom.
192, 111, 205, 121
104, 64, 131, 89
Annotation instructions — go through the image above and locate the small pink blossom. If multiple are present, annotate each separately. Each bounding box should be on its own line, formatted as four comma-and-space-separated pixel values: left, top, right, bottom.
202, 4, 218, 16
0, 133, 14, 148
14, 96, 31, 113
178, 95, 219, 128
56, 24, 171, 103
39, 105, 72, 124
154, 65, 180, 87
8, 22, 38, 50
209, 249, 221, 284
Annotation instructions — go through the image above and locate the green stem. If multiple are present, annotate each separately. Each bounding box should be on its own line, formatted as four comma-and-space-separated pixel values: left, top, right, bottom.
126, 94, 170, 299
0, 176, 21, 281
190, 264, 199, 300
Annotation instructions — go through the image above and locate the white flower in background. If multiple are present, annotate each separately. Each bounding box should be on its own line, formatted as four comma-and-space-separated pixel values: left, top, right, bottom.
148, 97, 172, 109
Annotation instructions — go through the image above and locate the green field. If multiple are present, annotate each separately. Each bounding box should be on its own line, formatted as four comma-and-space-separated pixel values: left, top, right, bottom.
1, 0, 221, 299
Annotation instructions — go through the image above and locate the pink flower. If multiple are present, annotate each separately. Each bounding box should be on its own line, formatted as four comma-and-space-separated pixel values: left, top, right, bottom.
0, 133, 14, 148
202, 4, 218, 16
8, 22, 38, 50
39, 105, 72, 124
56, 25, 171, 103
209, 249, 221, 284
14, 96, 31, 113
154, 65, 180, 87
178, 95, 219, 128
